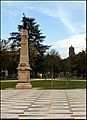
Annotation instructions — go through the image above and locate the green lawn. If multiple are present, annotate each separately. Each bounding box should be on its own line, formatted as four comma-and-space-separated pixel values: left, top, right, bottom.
0, 80, 86, 89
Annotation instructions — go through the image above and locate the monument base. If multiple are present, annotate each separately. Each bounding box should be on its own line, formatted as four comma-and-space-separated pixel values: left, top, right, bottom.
16, 82, 32, 89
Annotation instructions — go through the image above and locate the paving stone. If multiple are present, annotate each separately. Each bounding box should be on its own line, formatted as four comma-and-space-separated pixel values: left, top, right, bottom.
72, 112, 86, 115
52, 102, 69, 105
70, 104, 85, 106
18, 116, 45, 119
14, 103, 31, 106
46, 114, 73, 119
71, 114, 86, 118
28, 107, 47, 111
50, 107, 69, 110
74, 117, 86, 119
3, 109, 24, 114
7, 106, 29, 110
49, 109, 71, 114
1, 89, 86, 119
71, 108, 86, 111
1, 113, 18, 119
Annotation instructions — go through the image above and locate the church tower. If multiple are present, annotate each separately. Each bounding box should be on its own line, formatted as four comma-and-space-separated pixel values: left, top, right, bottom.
69, 45, 75, 57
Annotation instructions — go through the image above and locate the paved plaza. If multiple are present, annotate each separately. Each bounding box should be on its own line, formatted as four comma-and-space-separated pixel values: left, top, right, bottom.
1, 89, 86, 119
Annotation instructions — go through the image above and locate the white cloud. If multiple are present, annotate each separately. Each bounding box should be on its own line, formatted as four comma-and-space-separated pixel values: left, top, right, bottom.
54, 33, 86, 48
37, 2, 86, 34
50, 33, 86, 58
2, 1, 85, 35
38, 8, 76, 34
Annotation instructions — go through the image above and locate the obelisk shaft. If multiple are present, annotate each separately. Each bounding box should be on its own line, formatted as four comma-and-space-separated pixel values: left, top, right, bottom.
20, 29, 29, 64
16, 29, 32, 89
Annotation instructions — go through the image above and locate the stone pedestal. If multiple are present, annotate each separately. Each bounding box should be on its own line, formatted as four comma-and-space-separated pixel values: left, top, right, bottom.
16, 29, 32, 89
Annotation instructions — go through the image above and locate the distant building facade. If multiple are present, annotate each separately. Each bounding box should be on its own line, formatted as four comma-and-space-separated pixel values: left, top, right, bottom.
69, 45, 75, 57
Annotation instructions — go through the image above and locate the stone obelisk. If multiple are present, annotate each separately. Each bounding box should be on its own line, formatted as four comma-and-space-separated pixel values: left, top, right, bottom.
16, 29, 32, 89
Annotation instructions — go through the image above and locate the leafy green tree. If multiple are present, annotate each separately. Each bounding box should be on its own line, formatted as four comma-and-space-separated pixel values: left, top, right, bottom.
59, 58, 68, 77
0, 39, 10, 79
0, 39, 19, 79
75, 50, 86, 79
66, 55, 77, 76
44, 49, 61, 79
62, 50, 86, 79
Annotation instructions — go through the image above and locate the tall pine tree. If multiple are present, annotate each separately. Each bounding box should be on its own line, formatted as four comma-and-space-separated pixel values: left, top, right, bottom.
9, 14, 50, 75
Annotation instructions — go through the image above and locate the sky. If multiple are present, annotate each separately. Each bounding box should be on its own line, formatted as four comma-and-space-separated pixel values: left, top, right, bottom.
1, 1, 86, 59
